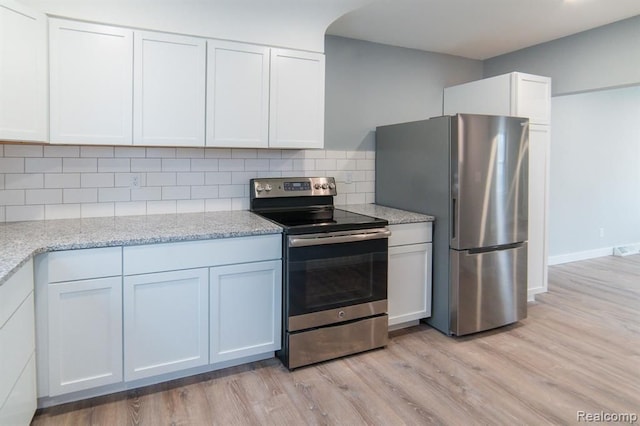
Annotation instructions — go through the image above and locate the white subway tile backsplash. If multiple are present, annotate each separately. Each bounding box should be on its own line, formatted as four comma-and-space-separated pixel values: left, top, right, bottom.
0, 190, 25, 205
0, 158, 25, 173
218, 184, 244, 198
204, 148, 232, 158
81, 146, 114, 158
147, 200, 177, 215
176, 147, 205, 159
147, 172, 176, 186
219, 159, 245, 172
26, 189, 62, 205
63, 158, 97, 173
44, 145, 79, 158
176, 172, 204, 186
131, 158, 162, 172
98, 187, 131, 202
191, 185, 219, 199
4, 144, 42, 157
5, 174, 43, 189
146, 147, 176, 158
25, 158, 63, 173
115, 147, 146, 158
205, 198, 231, 212
191, 159, 219, 172
45, 204, 81, 220
6, 205, 44, 222
98, 158, 130, 173
232, 148, 257, 158
162, 159, 191, 172
162, 186, 190, 200
81, 173, 114, 188
177, 199, 205, 214
115, 201, 146, 217
45, 173, 81, 189
64, 188, 98, 204
0, 146, 376, 222
205, 172, 232, 185
365, 193, 376, 204
131, 187, 162, 201
81, 203, 115, 218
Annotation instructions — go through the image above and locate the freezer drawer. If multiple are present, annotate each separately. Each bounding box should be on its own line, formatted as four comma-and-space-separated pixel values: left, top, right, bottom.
450, 242, 527, 336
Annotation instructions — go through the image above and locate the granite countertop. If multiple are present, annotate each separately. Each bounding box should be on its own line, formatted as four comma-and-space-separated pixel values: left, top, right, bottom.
340, 204, 434, 224
0, 204, 432, 286
0, 211, 282, 286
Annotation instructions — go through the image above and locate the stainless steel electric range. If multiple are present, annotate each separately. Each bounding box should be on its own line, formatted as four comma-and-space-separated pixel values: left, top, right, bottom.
250, 177, 390, 369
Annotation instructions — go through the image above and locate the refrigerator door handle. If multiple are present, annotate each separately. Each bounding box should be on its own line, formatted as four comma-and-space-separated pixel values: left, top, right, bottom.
467, 241, 525, 254
451, 197, 457, 240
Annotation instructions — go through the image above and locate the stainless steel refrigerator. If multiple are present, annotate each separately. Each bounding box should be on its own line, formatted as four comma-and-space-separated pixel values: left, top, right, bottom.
376, 114, 529, 336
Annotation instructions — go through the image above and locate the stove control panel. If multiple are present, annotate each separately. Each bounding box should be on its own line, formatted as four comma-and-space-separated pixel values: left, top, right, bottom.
251, 177, 337, 198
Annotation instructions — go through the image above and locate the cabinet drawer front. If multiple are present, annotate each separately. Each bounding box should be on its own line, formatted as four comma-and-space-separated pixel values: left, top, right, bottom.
389, 223, 432, 246
47, 247, 122, 283
0, 258, 33, 328
123, 234, 281, 275
0, 293, 35, 406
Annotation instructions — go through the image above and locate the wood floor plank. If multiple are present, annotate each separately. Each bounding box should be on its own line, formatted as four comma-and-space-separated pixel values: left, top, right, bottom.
32, 254, 640, 425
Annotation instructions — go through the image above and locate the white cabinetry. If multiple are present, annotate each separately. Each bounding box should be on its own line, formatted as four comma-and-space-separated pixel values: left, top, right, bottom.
269, 49, 325, 149
134, 32, 206, 146
49, 19, 133, 145
206, 41, 270, 148
0, 259, 36, 426
210, 260, 281, 363
0, 0, 47, 142
443, 72, 551, 299
40, 248, 123, 396
387, 222, 433, 330
124, 268, 209, 380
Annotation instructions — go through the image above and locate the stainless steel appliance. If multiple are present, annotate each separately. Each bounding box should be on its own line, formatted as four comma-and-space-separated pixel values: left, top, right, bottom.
250, 177, 389, 369
376, 114, 529, 336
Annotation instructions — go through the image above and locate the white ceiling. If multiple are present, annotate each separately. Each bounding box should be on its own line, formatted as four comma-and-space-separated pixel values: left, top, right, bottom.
326, 0, 640, 60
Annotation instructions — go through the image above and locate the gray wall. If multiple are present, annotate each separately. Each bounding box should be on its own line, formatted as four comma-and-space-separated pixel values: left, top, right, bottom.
482, 16, 640, 260
324, 36, 482, 151
483, 15, 640, 96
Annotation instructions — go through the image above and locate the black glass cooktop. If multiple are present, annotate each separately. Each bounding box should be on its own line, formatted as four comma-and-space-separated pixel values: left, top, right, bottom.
257, 208, 388, 235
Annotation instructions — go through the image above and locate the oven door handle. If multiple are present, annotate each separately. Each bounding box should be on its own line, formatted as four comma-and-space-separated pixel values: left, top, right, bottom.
288, 228, 391, 247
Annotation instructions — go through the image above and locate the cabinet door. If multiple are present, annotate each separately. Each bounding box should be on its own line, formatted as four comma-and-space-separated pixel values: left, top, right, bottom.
527, 124, 550, 298
124, 268, 208, 381
47, 277, 123, 396
134, 32, 206, 146
514, 73, 551, 125
0, 0, 46, 142
388, 243, 432, 328
269, 49, 325, 149
210, 260, 281, 363
206, 41, 270, 148
49, 18, 133, 145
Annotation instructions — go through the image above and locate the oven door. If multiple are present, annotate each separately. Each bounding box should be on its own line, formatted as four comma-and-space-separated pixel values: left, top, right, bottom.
286, 228, 389, 331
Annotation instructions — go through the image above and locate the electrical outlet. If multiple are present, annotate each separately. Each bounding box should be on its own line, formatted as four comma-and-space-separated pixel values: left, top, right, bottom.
599, 228, 604, 238
344, 172, 353, 184
129, 174, 141, 188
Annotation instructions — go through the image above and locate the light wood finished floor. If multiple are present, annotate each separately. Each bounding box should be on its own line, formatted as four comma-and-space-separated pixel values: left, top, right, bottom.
32, 255, 640, 425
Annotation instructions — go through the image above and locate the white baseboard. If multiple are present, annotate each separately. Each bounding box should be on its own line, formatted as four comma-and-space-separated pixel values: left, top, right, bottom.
548, 247, 614, 265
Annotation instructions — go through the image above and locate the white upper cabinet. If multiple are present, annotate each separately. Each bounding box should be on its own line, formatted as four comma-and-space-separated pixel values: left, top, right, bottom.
134, 32, 206, 146
0, 0, 47, 142
443, 72, 551, 125
49, 18, 133, 145
206, 40, 270, 148
269, 49, 325, 149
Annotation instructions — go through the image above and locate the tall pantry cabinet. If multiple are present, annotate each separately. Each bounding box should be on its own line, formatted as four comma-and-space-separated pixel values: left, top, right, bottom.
443, 72, 551, 300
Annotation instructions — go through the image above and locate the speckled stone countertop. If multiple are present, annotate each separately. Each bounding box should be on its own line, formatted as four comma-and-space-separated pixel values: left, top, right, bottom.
339, 204, 434, 224
0, 211, 282, 286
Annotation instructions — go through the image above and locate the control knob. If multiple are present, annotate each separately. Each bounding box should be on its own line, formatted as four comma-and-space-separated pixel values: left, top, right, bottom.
328, 182, 336, 190
314, 183, 321, 190
265, 184, 272, 192
321, 183, 328, 189
256, 184, 264, 193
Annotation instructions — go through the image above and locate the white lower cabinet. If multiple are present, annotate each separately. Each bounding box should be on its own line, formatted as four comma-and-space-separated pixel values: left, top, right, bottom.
387, 223, 433, 329
123, 268, 209, 381
210, 260, 282, 363
47, 277, 123, 396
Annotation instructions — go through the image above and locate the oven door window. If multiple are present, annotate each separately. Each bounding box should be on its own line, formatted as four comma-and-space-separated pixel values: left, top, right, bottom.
287, 238, 387, 316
